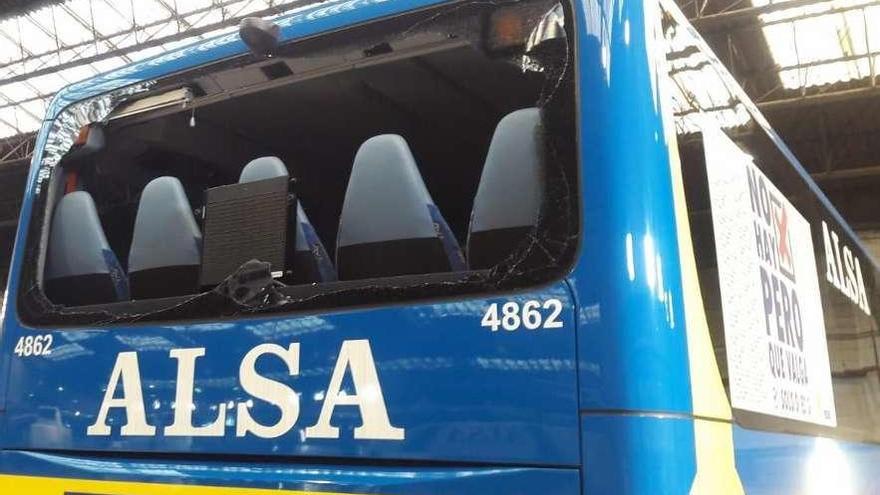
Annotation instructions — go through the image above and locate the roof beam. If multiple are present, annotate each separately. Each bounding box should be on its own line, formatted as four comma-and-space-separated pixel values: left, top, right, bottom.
0, 133, 35, 165
0, 93, 52, 111
757, 85, 880, 111
153, 0, 193, 31
0, 135, 31, 162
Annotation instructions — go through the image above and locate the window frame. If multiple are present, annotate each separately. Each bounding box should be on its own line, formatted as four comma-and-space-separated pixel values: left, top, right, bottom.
15, 0, 583, 328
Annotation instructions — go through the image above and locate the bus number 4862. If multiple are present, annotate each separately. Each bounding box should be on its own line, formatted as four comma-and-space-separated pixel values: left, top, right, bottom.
481, 299, 564, 332
13, 335, 53, 357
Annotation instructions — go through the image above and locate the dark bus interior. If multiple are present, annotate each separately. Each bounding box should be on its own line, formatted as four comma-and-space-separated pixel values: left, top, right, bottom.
31, 0, 577, 316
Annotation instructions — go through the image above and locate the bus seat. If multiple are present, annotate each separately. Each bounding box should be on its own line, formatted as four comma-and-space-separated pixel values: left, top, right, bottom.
239, 156, 288, 183
44, 191, 129, 305
239, 156, 336, 283
336, 134, 466, 280
128, 176, 202, 299
467, 108, 545, 269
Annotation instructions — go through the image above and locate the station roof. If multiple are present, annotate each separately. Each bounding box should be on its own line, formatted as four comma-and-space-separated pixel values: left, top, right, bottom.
0, 0, 308, 139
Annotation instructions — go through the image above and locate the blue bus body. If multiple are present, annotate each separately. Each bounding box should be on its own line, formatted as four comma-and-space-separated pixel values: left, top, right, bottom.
1, 0, 879, 492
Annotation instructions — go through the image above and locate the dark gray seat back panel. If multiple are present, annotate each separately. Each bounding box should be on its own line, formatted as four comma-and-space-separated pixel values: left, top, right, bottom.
239, 156, 336, 283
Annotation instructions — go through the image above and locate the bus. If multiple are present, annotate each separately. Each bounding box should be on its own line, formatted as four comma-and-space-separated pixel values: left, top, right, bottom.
1, 0, 879, 492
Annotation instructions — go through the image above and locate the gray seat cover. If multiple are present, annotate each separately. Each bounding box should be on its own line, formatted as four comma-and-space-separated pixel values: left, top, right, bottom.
45, 190, 129, 303
239, 156, 288, 183
468, 108, 545, 236
46, 191, 120, 279
336, 134, 465, 276
128, 176, 202, 273
337, 134, 439, 248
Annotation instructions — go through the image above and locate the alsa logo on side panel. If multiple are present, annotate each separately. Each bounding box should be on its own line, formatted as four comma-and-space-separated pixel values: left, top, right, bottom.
821, 221, 871, 316
86, 339, 405, 441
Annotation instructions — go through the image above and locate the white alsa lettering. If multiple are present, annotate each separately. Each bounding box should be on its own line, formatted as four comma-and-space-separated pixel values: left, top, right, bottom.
821, 221, 871, 316
86, 339, 404, 440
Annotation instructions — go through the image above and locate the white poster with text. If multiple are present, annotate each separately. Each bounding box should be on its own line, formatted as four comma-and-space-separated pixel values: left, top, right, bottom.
703, 126, 836, 426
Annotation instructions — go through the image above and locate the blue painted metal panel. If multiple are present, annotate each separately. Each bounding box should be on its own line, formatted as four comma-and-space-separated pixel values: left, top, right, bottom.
581, 414, 696, 494
572, 0, 692, 413
2, 0, 584, 472
733, 426, 880, 494
0, 119, 52, 412
0, 450, 580, 493
2, 288, 579, 466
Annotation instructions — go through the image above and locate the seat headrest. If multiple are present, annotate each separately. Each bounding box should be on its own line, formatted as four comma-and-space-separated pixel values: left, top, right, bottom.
128, 176, 202, 274
336, 134, 464, 279
45, 191, 128, 303
239, 156, 288, 183
470, 108, 544, 234
338, 135, 438, 248
467, 108, 545, 268
46, 192, 116, 279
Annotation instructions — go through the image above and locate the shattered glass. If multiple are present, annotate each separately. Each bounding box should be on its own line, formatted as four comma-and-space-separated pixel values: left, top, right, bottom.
521, 3, 566, 73
36, 82, 156, 193
19, 0, 579, 326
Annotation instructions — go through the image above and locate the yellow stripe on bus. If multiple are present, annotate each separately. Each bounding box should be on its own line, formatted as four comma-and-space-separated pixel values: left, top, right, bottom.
667, 125, 745, 495
0, 474, 358, 495
655, 3, 745, 488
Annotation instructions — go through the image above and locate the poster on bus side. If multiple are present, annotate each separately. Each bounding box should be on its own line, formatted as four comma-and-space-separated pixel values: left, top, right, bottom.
703, 126, 837, 427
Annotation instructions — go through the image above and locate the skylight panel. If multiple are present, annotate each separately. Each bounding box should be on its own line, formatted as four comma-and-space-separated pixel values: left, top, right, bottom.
62, 0, 98, 28
189, 7, 225, 26
132, 0, 172, 25
151, 19, 181, 40
90, 2, 128, 34
0, 34, 20, 64
0, 122, 18, 139
0, 82, 34, 102
20, 100, 48, 123
182, 0, 215, 12
753, 0, 880, 89
50, 7, 95, 45
91, 57, 127, 73
18, 17, 57, 54
0, 105, 40, 134
26, 73, 70, 94
226, 1, 264, 17
57, 64, 97, 85
665, 21, 752, 133
129, 46, 165, 60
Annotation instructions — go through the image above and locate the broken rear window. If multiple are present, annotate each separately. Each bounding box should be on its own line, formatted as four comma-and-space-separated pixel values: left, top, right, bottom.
18, 0, 579, 326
